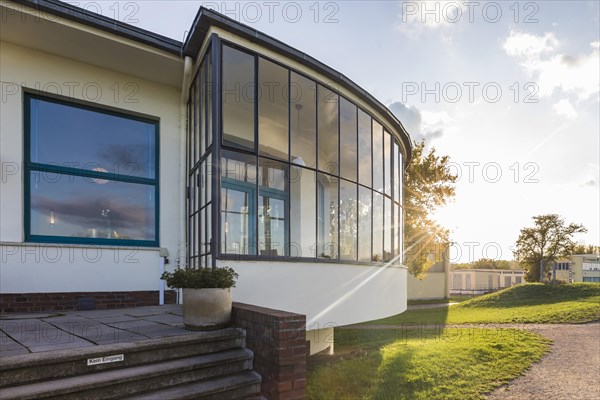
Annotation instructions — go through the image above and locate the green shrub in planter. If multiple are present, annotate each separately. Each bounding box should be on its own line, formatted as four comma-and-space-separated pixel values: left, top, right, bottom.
161, 267, 238, 289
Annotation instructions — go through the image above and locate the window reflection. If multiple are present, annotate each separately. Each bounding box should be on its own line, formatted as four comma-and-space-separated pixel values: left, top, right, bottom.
358, 109, 372, 187
340, 97, 357, 182
339, 179, 357, 261
222, 45, 255, 151
358, 186, 372, 262
384, 130, 392, 197
221, 151, 257, 255
372, 192, 384, 262
29, 98, 156, 179
291, 166, 316, 258
259, 58, 289, 160
317, 85, 338, 175
372, 120, 384, 193
30, 171, 155, 240
290, 73, 317, 168
317, 173, 338, 259
258, 158, 288, 257
384, 196, 392, 262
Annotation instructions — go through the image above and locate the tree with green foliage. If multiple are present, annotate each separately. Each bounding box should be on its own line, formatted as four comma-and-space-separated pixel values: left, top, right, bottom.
404, 140, 457, 278
453, 258, 517, 270
514, 214, 587, 282
572, 243, 600, 255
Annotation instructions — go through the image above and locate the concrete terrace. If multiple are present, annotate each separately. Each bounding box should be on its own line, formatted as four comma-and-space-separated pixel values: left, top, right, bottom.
0, 305, 189, 357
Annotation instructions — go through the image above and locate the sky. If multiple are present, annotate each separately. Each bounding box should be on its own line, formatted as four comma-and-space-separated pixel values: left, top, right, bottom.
78, 0, 599, 262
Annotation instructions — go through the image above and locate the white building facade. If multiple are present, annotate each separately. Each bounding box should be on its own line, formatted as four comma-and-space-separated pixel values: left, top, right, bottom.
1, 1, 412, 348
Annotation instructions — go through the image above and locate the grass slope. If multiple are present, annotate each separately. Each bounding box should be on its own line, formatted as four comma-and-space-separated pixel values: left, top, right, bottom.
308, 328, 550, 400
374, 283, 600, 325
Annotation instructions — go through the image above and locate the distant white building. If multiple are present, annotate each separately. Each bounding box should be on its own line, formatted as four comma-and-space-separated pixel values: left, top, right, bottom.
451, 269, 525, 295
554, 255, 600, 283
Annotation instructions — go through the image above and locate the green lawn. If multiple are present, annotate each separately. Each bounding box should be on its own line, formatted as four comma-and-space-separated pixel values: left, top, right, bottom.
308, 327, 550, 400
375, 283, 600, 325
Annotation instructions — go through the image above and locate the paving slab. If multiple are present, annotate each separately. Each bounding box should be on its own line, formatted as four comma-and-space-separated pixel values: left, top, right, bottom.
0, 305, 190, 355
141, 313, 186, 326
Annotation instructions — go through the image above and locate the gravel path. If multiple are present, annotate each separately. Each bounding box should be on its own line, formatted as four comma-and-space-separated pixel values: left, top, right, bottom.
487, 322, 600, 400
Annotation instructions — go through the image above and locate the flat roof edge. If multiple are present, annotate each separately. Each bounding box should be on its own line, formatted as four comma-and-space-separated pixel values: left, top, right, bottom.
10, 0, 183, 56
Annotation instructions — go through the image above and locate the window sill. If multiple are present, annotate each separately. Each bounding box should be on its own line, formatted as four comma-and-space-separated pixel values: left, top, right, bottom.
0, 241, 162, 252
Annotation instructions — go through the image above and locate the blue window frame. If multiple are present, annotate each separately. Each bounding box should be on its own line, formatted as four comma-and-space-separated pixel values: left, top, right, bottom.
24, 93, 160, 247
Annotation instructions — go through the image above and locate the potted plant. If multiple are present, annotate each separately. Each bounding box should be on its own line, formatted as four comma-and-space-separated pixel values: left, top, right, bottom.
161, 267, 238, 330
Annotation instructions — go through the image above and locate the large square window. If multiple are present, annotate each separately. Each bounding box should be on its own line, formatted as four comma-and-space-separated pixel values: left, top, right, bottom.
25, 94, 159, 246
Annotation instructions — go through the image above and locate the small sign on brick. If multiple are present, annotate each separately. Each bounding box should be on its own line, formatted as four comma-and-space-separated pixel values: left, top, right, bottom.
87, 354, 125, 366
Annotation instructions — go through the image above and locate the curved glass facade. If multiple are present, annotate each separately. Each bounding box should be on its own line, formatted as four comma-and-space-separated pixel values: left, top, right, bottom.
188, 40, 406, 265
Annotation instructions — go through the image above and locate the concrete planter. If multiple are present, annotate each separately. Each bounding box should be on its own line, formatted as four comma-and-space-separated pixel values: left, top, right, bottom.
182, 288, 233, 330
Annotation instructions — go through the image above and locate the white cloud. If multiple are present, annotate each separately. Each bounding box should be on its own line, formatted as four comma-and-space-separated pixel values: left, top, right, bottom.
388, 102, 447, 143
395, 1, 463, 38
503, 31, 600, 100
553, 99, 578, 119
502, 31, 559, 58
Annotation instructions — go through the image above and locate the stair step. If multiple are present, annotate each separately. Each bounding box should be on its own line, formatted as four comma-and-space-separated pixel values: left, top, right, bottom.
0, 349, 254, 400
0, 328, 245, 388
124, 371, 262, 400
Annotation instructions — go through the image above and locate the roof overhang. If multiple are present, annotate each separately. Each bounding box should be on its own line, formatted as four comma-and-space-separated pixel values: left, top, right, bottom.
2, 0, 183, 87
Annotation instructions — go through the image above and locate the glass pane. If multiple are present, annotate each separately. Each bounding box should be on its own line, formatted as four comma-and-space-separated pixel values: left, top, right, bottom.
29, 171, 155, 241
258, 158, 288, 257
189, 85, 195, 168
221, 150, 257, 183
206, 152, 212, 206
290, 166, 316, 258
372, 192, 383, 262
384, 196, 392, 262
339, 97, 357, 182
222, 45, 255, 151
317, 85, 338, 175
259, 58, 289, 160
358, 186, 372, 262
194, 69, 204, 162
221, 150, 257, 255
339, 180, 357, 261
187, 101, 192, 172
358, 109, 371, 187
196, 209, 206, 254
394, 141, 400, 203
199, 62, 205, 158
396, 202, 402, 260
372, 120, 384, 193
397, 147, 403, 204
384, 130, 392, 196
206, 50, 213, 149
189, 216, 194, 257
221, 187, 253, 255
317, 173, 338, 259
29, 97, 156, 179
206, 203, 212, 255
394, 202, 399, 258
194, 212, 199, 257
199, 161, 205, 208
290, 72, 316, 168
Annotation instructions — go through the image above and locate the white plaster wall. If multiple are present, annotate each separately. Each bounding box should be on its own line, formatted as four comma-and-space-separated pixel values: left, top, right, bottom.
0, 243, 161, 293
223, 260, 407, 327
0, 40, 183, 293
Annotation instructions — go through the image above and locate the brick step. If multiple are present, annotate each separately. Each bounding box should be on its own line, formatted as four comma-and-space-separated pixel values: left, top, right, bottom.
0, 349, 255, 400
0, 328, 246, 388
123, 371, 262, 400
